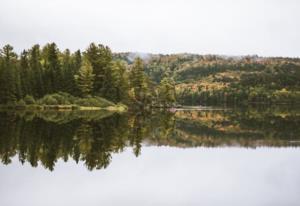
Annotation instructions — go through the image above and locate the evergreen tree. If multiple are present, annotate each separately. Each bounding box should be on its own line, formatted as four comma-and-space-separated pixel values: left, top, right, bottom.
74, 59, 95, 97
157, 77, 176, 107
129, 58, 151, 106
43, 43, 62, 93
70, 50, 82, 96
110, 61, 130, 102
19, 50, 32, 97
61, 49, 74, 94
85, 43, 113, 96
0, 45, 18, 104
29, 45, 44, 98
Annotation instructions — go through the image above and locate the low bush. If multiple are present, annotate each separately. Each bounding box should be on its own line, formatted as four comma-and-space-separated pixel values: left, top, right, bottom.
39, 95, 59, 105
16, 99, 26, 107
74, 97, 115, 107
24, 95, 36, 105
36, 93, 115, 108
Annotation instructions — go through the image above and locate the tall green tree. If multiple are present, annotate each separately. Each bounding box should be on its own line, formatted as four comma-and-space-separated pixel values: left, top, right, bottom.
43, 43, 62, 93
85, 43, 113, 96
157, 77, 176, 107
0, 45, 18, 104
74, 59, 95, 97
70, 50, 82, 96
61, 49, 76, 94
29, 44, 44, 98
107, 61, 130, 102
19, 50, 32, 97
129, 58, 151, 106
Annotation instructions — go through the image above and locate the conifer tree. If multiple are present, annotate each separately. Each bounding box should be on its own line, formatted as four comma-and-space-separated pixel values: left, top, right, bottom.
109, 61, 130, 102
158, 77, 176, 106
43, 43, 62, 93
61, 49, 74, 93
74, 59, 95, 97
85, 43, 113, 96
29, 45, 44, 98
0, 45, 18, 104
129, 58, 150, 105
19, 50, 32, 97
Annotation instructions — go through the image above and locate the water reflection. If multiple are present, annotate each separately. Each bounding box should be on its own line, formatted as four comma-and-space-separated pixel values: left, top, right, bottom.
0, 106, 299, 171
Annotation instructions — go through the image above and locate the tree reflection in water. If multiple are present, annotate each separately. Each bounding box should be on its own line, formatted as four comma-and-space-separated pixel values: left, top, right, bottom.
0, 106, 299, 171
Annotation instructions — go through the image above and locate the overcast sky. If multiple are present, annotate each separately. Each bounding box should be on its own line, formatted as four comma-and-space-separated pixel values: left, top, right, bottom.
0, 0, 300, 56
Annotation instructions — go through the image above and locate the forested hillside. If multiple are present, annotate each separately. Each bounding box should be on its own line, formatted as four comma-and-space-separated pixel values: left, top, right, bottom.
142, 54, 300, 105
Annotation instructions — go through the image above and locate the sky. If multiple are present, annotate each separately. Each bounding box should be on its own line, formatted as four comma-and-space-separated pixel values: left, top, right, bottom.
0, 0, 300, 57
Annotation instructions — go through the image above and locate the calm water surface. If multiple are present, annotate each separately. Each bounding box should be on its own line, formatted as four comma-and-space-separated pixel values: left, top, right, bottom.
0, 106, 299, 206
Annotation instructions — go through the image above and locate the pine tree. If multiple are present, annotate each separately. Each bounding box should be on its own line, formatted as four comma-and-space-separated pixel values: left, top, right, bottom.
85, 43, 113, 96
70, 50, 82, 96
157, 77, 176, 107
19, 50, 32, 97
0, 45, 18, 104
61, 49, 74, 93
29, 45, 44, 98
109, 61, 130, 102
43, 43, 62, 93
129, 58, 150, 105
74, 59, 95, 97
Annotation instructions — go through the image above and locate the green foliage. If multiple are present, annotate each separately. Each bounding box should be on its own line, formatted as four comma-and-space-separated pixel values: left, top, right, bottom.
37, 92, 76, 105
74, 96, 115, 107
129, 58, 153, 107
74, 59, 95, 97
16, 99, 26, 107
39, 95, 59, 105
23, 95, 35, 105
157, 77, 176, 106
43, 43, 62, 93
0, 43, 133, 107
33, 92, 115, 108
29, 44, 44, 98
1, 43, 299, 108
145, 54, 300, 106
0, 45, 18, 104
85, 43, 113, 96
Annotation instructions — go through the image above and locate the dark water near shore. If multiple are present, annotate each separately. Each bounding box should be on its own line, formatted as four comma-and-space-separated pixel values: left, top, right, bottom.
0, 106, 300, 206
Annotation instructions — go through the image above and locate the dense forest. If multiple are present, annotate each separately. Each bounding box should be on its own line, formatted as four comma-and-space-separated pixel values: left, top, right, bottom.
140, 54, 300, 105
1, 43, 300, 108
0, 43, 176, 109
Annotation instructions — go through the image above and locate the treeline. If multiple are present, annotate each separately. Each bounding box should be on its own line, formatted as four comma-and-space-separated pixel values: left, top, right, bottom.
0, 43, 176, 108
142, 54, 300, 105
2, 44, 300, 107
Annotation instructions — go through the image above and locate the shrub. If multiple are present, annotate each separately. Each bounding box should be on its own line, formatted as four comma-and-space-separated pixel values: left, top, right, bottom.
24, 95, 35, 105
50, 93, 70, 105
39, 95, 58, 105
36, 93, 115, 108
74, 96, 115, 107
37, 93, 77, 105
16, 99, 26, 107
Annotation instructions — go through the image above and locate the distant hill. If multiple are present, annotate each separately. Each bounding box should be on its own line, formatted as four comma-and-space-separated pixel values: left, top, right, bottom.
114, 52, 300, 105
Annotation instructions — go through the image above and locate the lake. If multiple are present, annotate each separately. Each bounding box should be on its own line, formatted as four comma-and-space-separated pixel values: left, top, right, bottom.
0, 106, 300, 206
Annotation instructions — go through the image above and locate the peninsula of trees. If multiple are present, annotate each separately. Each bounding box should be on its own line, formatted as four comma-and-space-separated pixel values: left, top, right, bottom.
0, 43, 176, 110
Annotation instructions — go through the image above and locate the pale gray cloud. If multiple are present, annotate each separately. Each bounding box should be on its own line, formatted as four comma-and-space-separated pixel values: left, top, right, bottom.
0, 0, 300, 57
